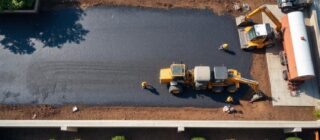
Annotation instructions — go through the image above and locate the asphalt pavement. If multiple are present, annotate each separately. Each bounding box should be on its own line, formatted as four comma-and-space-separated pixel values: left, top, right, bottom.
0, 6, 252, 107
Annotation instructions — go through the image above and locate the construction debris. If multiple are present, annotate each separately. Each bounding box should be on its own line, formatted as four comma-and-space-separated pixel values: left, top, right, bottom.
250, 93, 264, 103
233, 2, 241, 11
223, 105, 235, 114
242, 3, 251, 12
72, 106, 79, 112
32, 114, 37, 119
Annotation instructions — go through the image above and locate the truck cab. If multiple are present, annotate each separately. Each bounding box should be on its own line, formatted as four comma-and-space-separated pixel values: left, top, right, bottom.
277, 0, 312, 13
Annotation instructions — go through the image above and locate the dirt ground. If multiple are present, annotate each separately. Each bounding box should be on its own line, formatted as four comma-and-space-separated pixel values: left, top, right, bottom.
0, 0, 317, 120
0, 103, 315, 120
47, 0, 275, 16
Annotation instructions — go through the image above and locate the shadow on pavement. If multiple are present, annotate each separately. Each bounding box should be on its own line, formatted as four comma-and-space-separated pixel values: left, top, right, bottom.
223, 49, 236, 55
0, 6, 89, 54
146, 86, 160, 95
173, 84, 251, 104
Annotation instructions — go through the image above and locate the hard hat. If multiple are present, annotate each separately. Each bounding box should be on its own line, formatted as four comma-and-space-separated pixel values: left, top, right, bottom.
141, 81, 148, 88
226, 96, 233, 103
223, 43, 229, 48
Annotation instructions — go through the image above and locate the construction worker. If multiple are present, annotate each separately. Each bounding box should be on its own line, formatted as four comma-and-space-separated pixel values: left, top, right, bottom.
225, 96, 234, 104
223, 105, 235, 114
219, 43, 229, 51
141, 81, 149, 89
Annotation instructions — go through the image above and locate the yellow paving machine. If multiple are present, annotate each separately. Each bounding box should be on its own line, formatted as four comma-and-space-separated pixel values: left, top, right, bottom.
159, 63, 260, 95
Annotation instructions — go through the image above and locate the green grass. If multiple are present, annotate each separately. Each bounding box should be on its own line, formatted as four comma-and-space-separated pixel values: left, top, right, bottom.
0, 0, 35, 11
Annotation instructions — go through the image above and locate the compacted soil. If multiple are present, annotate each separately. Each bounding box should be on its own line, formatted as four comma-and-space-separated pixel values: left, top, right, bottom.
47, 0, 275, 16
0, 0, 317, 120
0, 104, 315, 120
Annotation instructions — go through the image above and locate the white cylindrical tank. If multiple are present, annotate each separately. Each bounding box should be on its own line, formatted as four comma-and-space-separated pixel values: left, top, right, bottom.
281, 11, 315, 81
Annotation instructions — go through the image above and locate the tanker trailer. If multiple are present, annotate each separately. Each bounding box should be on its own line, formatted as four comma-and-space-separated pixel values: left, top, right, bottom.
279, 11, 315, 90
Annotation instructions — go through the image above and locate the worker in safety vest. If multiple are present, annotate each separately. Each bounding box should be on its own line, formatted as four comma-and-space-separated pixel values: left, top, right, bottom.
141, 81, 149, 89
225, 96, 234, 103
219, 43, 229, 50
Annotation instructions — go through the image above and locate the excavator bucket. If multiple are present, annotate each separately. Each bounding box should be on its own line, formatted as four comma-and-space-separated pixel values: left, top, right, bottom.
235, 15, 255, 27
235, 16, 256, 50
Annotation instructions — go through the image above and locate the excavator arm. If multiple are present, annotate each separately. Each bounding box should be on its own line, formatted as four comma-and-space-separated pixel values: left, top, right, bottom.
227, 69, 261, 93
237, 5, 282, 32
232, 77, 260, 93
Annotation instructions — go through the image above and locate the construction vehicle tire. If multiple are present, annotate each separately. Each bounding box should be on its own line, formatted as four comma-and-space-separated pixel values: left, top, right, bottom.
265, 44, 274, 48
298, 6, 305, 11
227, 85, 238, 93
279, 51, 287, 66
244, 46, 256, 51
212, 86, 224, 93
265, 37, 275, 47
276, 32, 283, 42
282, 70, 288, 81
169, 85, 182, 95
281, 6, 292, 13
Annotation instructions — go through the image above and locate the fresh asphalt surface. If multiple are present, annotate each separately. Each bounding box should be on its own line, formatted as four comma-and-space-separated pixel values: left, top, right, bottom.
0, 6, 252, 107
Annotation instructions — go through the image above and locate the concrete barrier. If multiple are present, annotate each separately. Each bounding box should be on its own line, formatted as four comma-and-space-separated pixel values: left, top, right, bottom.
0, 120, 319, 132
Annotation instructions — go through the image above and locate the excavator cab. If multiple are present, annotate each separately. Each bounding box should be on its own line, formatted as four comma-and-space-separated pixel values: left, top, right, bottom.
247, 24, 272, 41
239, 23, 275, 50
236, 5, 281, 50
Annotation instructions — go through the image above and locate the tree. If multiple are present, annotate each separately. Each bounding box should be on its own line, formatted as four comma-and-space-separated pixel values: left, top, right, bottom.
111, 136, 126, 140
0, 0, 35, 11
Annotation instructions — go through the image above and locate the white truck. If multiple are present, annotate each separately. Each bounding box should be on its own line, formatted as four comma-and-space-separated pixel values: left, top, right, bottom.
277, 0, 313, 13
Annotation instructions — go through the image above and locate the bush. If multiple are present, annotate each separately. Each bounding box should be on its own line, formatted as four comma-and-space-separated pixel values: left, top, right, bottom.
111, 136, 126, 140
314, 110, 320, 119
191, 137, 206, 140
0, 0, 35, 11
285, 137, 302, 140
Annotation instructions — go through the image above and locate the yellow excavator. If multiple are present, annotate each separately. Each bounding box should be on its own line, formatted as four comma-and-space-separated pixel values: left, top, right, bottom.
159, 63, 260, 95
236, 5, 282, 50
